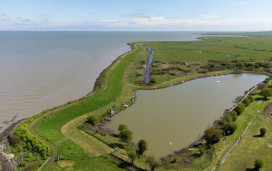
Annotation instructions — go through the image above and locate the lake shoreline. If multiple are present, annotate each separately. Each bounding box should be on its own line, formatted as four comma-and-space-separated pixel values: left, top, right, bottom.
97, 70, 268, 160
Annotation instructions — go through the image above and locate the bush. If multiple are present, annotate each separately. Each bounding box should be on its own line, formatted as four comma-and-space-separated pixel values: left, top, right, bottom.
260, 88, 272, 100
254, 159, 264, 170
218, 115, 232, 126
227, 111, 238, 121
198, 144, 206, 156
260, 128, 266, 137
204, 127, 222, 144
87, 115, 98, 126
242, 98, 251, 106
258, 83, 266, 90
146, 156, 160, 171
118, 124, 127, 131
221, 122, 237, 135
198, 69, 209, 74
234, 103, 245, 115
248, 95, 254, 102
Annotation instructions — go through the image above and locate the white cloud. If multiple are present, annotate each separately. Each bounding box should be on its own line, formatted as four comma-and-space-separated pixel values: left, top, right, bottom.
232, 1, 252, 7
95, 15, 272, 31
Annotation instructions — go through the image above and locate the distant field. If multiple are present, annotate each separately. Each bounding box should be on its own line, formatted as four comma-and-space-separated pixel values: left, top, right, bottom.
146, 35, 272, 62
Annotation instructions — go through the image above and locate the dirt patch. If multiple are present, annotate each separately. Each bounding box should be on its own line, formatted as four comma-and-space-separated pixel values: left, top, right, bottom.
267, 143, 272, 148
161, 63, 172, 68
58, 160, 74, 168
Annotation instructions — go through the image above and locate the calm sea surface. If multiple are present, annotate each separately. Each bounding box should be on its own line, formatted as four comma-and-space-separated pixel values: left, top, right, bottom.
0, 31, 200, 132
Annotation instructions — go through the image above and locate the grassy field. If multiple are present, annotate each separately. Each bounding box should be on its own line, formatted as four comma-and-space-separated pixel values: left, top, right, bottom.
8, 32, 272, 170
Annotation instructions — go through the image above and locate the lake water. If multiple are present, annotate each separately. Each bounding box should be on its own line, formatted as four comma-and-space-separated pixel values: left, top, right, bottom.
105, 74, 267, 158
0, 31, 200, 133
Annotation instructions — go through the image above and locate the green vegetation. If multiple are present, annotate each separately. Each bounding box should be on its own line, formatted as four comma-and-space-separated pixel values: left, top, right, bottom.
87, 115, 99, 126
234, 103, 246, 115
137, 139, 148, 157
260, 88, 272, 99
119, 129, 132, 143
146, 156, 160, 171
118, 124, 128, 131
203, 127, 222, 144
7, 114, 50, 168
260, 127, 266, 137
254, 159, 264, 170
8, 33, 272, 170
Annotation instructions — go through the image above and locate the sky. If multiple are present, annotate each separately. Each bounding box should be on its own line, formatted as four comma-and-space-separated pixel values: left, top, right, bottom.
0, 0, 272, 31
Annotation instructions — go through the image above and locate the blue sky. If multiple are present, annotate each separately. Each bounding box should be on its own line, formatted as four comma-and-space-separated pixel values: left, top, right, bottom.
0, 0, 272, 31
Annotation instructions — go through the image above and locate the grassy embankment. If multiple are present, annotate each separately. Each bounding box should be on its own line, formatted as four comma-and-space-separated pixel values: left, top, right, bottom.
9, 33, 272, 170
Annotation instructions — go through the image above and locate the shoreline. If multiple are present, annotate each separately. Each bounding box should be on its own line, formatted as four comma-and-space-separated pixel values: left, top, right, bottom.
0, 43, 133, 136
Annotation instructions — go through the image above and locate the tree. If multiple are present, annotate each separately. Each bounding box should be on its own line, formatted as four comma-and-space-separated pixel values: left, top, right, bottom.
260, 128, 266, 137
234, 103, 245, 115
87, 115, 98, 126
118, 124, 127, 131
254, 159, 264, 170
203, 127, 222, 144
137, 139, 148, 157
127, 148, 137, 164
146, 156, 159, 171
119, 129, 132, 143
260, 88, 272, 100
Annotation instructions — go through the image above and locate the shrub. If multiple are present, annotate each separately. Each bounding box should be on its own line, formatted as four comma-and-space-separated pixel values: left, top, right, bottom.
118, 124, 128, 131
248, 95, 254, 102
260, 88, 272, 100
198, 144, 206, 156
234, 103, 245, 115
258, 83, 266, 90
221, 122, 237, 135
146, 156, 160, 171
227, 111, 238, 121
218, 115, 232, 126
198, 69, 208, 74
254, 159, 264, 170
204, 127, 222, 144
87, 115, 98, 126
260, 128, 266, 137
242, 98, 251, 106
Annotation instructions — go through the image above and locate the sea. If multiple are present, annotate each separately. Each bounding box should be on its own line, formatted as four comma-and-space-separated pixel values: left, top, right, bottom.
0, 31, 200, 133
